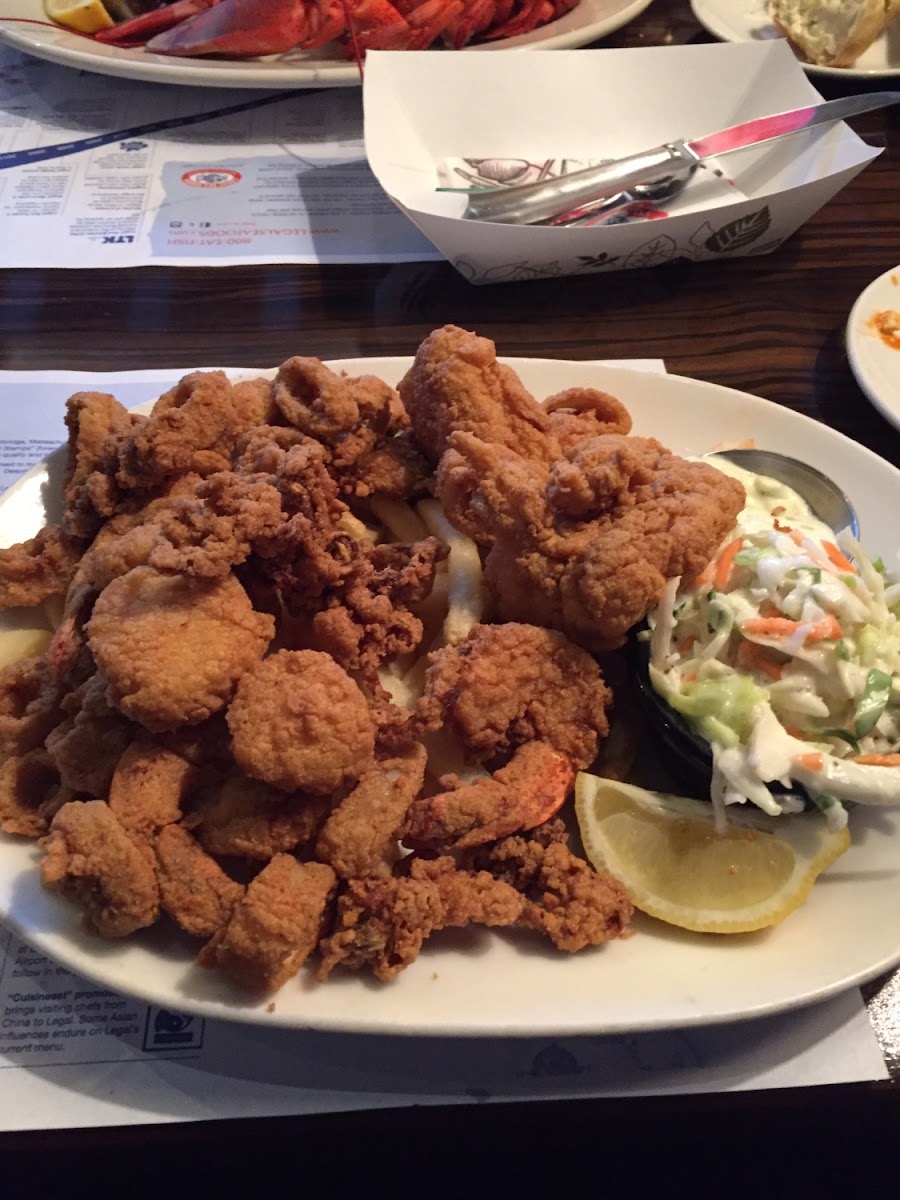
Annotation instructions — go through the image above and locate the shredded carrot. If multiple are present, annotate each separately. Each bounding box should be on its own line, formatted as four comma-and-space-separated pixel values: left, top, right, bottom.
736, 640, 784, 681
808, 614, 843, 641
760, 601, 781, 618
694, 562, 714, 589
789, 530, 805, 547
851, 753, 900, 767
784, 723, 806, 740
713, 538, 744, 590
683, 671, 698, 683
823, 541, 855, 573
675, 635, 697, 655
741, 614, 842, 642
796, 752, 825, 771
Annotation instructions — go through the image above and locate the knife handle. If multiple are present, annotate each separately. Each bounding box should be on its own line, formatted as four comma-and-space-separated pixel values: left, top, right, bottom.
463, 141, 699, 226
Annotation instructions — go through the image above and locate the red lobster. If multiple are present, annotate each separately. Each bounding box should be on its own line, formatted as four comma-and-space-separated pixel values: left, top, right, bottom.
92, 0, 581, 57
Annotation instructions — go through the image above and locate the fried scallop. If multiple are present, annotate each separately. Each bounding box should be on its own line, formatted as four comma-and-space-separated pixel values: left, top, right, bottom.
86, 565, 274, 733
226, 649, 375, 794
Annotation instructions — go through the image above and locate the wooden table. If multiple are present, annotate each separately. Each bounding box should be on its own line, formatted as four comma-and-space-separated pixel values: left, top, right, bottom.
1, 1, 899, 1193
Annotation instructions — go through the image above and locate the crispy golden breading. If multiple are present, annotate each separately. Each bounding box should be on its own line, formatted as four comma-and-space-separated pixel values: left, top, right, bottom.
543, 387, 632, 451
317, 856, 525, 982
44, 672, 136, 796
201, 855, 337, 992
155, 824, 244, 939
463, 823, 634, 952
415, 623, 611, 770
40, 800, 160, 938
402, 742, 573, 852
108, 737, 198, 837
189, 774, 332, 861
0, 749, 66, 837
0, 655, 64, 760
0, 525, 85, 610
62, 390, 145, 540
316, 743, 427, 879
397, 325, 560, 466
274, 357, 407, 467
86, 566, 274, 732
310, 537, 447, 678
437, 431, 745, 651
227, 649, 375, 794
109, 370, 268, 492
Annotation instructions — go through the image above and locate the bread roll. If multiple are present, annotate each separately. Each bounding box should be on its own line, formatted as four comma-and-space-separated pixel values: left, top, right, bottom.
768, 0, 900, 66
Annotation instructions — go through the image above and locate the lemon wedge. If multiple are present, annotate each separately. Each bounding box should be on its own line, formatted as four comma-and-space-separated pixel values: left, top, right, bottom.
574, 772, 850, 934
43, 0, 115, 34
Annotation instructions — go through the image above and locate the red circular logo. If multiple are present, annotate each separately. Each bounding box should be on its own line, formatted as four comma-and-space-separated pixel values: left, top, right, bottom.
181, 169, 242, 188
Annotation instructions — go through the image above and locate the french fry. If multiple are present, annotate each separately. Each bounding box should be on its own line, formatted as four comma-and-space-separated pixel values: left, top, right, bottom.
369, 496, 429, 544
416, 499, 483, 646
410, 571, 450, 649
375, 666, 418, 710
706, 437, 756, 452
0, 627, 52, 668
338, 510, 378, 543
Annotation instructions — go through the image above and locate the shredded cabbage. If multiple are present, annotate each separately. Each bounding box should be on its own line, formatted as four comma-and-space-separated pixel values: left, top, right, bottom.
647, 462, 900, 824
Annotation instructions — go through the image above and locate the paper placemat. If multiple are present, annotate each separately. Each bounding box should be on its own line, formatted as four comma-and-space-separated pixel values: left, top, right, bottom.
0, 45, 438, 268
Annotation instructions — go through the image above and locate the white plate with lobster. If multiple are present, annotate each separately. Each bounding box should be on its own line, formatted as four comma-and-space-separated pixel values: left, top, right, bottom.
1, 356, 900, 1037
0, 0, 657, 89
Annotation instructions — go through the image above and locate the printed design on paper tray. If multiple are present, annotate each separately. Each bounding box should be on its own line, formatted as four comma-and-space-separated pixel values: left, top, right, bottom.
454, 205, 779, 283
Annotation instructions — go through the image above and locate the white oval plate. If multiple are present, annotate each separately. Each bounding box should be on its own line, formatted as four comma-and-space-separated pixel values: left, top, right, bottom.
690, 0, 900, 79
1, 357, 899, 1037
0, 0, 655, 89
847, 264, 900, 432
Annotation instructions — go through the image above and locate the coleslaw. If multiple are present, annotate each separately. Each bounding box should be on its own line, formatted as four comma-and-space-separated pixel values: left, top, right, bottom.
644, 456, 900, 832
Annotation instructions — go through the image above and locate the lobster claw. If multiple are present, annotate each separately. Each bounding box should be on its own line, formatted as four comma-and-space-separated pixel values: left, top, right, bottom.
145, 0, 311, 55
93, 0, 221, 45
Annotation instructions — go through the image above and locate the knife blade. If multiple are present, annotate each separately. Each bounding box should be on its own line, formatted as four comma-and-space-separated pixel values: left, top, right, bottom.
463, 91, 900, 226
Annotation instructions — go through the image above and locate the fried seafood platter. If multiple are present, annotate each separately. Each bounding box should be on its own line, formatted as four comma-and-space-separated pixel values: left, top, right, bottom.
1, 329, 896, 1035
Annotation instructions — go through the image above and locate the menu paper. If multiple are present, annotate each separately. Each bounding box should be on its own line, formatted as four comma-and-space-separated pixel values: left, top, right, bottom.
0, 364, 890, 1129
0, 927, 888, 1132
0, 45, 439, 268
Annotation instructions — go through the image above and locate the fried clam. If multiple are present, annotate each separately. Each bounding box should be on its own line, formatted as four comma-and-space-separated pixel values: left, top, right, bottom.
186, 773, 333, 862
154, 824, 245, 940
200, 855, 337, 993
316, 743, 427, 879
40, 800, 160, 938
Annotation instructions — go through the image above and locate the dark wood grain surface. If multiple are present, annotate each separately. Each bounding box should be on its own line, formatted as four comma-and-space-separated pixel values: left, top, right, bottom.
2, 0, 900, 1190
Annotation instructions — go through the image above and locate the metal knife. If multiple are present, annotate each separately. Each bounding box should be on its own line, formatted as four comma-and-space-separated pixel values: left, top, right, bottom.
462, 91, 900, 226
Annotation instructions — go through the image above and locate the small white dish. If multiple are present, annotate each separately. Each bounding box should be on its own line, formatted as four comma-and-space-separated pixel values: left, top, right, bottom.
0, 0, 655, 89
847, 264, 900, 431
690, 0, 900, 79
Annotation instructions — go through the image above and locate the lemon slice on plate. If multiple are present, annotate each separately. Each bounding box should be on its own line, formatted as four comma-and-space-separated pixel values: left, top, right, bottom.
574, 772, 850, 934
43, 0, 115, 34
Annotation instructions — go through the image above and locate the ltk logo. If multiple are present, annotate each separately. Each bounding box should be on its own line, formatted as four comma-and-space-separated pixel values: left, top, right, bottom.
142, 1007, 205, 1052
